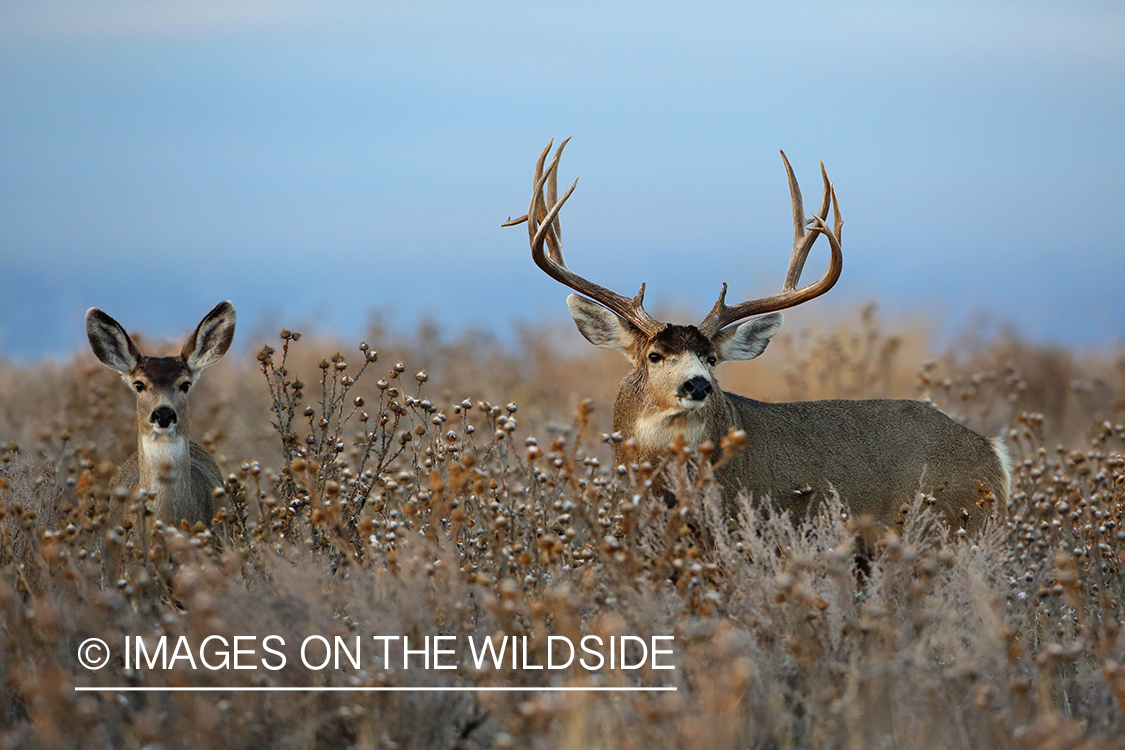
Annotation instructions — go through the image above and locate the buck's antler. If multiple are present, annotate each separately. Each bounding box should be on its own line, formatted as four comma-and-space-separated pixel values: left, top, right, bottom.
697, 151, 843, 338
503, 139, 664, 338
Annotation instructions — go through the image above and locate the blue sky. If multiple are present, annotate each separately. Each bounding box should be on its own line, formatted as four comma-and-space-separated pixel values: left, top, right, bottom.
1, 1, 1122, 360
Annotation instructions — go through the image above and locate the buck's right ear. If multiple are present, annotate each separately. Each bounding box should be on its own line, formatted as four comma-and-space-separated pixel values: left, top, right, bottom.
85, 308, 142, 373
566, 294, 642, 357
713, 312, 783, 362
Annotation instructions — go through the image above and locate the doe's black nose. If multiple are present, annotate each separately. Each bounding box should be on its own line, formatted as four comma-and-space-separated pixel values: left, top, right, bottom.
683, 376, 712, 401
150, 406, 178, 428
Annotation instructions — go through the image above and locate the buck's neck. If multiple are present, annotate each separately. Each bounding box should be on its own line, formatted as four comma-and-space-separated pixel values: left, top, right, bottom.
138, 431, 193, 522
612, 374, 734, 465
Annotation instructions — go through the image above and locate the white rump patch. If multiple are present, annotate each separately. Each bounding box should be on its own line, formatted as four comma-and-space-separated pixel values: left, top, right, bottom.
990, 436, 1013, 501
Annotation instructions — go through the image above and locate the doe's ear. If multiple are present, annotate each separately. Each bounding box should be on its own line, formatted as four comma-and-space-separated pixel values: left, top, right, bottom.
85, 308, 141, 374
713, 313, 783, 362
566, 294, 642, 358
182, 301, 236, 372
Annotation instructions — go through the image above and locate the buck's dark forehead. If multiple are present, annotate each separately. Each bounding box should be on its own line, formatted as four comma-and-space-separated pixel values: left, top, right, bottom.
652, 325, 712, 355
135, 356, 189, 385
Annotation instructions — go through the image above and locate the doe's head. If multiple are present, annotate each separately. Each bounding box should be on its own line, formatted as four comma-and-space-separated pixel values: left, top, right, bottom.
85, 301, 236, 439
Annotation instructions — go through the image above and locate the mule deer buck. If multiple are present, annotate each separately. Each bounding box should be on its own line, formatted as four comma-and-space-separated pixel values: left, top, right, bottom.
505, 140, 1010, 531
86, 301, 236, 527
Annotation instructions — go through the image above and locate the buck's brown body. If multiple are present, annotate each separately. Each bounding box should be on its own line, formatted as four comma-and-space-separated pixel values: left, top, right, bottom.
615, 362, 1008, 529
507, 140, 1011, 533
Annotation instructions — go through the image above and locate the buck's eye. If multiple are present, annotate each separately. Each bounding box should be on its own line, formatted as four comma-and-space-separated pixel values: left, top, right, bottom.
707, 356, 717, 366
648, 352, 663, 363
179, 382, 191, 393
132, 381, 146, 393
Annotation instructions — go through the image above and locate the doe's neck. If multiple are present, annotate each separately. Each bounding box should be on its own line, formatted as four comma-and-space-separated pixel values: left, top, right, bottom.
138, 433, 193, 520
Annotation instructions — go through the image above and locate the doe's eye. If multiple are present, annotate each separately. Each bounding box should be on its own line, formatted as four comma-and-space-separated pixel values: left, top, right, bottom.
707, 356, 718, 366
132, 381, 146, 393
179, 382, 191, 393
648, 352, 663, 363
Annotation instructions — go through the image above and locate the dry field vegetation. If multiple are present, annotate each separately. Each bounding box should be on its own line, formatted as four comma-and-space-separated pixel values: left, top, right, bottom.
1, 305, 1124, 749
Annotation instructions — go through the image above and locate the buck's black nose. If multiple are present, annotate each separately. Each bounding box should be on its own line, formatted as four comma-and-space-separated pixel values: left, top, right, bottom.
150, 406, 178, 428
683, 376, 712, 401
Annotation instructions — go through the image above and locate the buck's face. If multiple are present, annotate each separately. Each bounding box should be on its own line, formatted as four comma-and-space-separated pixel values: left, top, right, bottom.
566, 294, 783, 436
511, 141, 839, 444
636, 325, 719, 415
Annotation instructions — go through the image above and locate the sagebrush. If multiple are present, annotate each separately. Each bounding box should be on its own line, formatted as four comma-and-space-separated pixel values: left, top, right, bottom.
1, 307, 1124, 749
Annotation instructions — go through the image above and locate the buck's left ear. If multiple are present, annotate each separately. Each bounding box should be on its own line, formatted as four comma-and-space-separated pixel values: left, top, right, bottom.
566, 294, 644, 358
713, 313, 783, 361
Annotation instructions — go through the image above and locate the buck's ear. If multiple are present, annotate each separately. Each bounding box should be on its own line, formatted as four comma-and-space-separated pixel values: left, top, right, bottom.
182, 301, 236, 372
86, 308, 142, 373
713, 313, 783, 361
566, 294, 642, 358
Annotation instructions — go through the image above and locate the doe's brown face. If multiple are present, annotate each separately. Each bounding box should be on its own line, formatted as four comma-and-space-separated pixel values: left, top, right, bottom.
566, 293, 783, 419
85, 301, 236, 442
124, 356, 197, 438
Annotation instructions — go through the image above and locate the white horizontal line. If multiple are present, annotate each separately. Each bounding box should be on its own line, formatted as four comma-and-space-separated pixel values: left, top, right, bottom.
75, 686, 676, 692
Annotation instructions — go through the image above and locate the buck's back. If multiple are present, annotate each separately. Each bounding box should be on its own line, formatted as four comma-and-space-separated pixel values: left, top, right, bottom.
723, 395, 1008, 530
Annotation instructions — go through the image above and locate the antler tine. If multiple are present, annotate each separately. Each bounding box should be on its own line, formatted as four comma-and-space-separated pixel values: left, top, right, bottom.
698, 152, 843, 338
782, 152, 833, 290
504, 140, 663, 338
503, 139, 566, 264
528, 144, 576, 268
545, 141, 561, 252
533, 138, 570, 268
502, 140, 553, 228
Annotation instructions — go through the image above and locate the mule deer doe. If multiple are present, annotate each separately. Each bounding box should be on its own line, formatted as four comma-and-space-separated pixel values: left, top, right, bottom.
505, 141, 1010, 532
86, 301, 236, 527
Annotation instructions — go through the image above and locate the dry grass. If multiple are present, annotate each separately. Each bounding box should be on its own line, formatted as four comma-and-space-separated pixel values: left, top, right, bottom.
1, 305, 1124, 749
